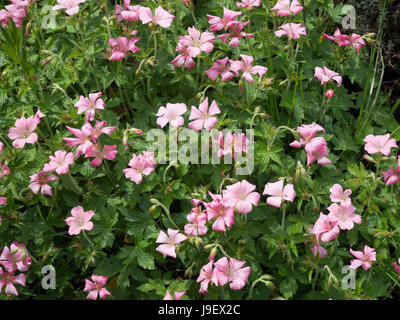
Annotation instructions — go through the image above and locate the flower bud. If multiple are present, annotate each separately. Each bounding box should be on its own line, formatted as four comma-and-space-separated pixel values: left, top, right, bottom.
363, 154, 376, 163
325, 89, 334, 99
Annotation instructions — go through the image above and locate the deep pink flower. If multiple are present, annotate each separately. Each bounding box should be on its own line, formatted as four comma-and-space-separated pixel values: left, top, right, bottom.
139, 6, 175, 28
123, 152, 155, 184
108, 36, 140, 61
84, 275, 111, 300
392, 259, 400, 278
0, 161, 10, 178
3, 4, 26, 28
65, 206, 94, 235
171, 43, 196, 70
381, 158, 400, 186
349, 33, 366, 55
53, 0, 86, 16
205, 193, 235, 232
0, 242, 31, 273
84, 144, 117, 167
8, 116, 38, 149
310, 212, 340, 243
329, 184, 352, 205
222, 180, 260, 214
205, 57, 238, 82
289, 123, 325, 148
207, 7, 242, 31
236, 0, 262, 9
156, 103, 187, 128
214, 257, 251, 290
324, 28, 350, 47
363, 133, 397, 156
0, 142, 3, 153
28, 170, 59, 197
327, 203, 361, 231
156, 229, 187, 259
189, 98, 220, 131
325, 89, 335, 99
178, 27, 215, 58
262, 180, 296, 208
0, 196, 6, 206
275, 23, 306, 40
349, 245, 376, 270
197, 260, 218, 294
74, 92, 106, 121
230, 54, 268, 83
304, 136, 331, 166
314, 67, 342, 86
164, 290, 186, 300
271, 0, 303, 16
306, 234, 328, 259
0, 268, 26, 296
43, 150, 74, 175
218, 21, 253, 47
63, 125, 93, 158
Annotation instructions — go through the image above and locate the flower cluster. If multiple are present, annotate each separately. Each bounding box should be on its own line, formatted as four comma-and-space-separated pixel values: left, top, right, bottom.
324, 28, 367, 55
0, 0, 30, 28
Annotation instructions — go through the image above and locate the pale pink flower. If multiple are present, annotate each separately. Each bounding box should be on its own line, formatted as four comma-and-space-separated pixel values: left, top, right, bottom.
179, 27, 215, 58
275, 23, 306, 40
65, 206, 94, 235
236, 0, 262, 9
189, 98, 220, 131
34, 109, 45, 125
84, 275, 111, 300
289, 123, 325, 148
3, 4, 26, 28
74, 92, 106, 121
187, 199, 207, 221
363, 133, 397, 156
205, 193, 235, 232
306, 234, 328, 258
119, 2, 142, 22
262, 180, 296, 208
86, 120, 116, 142
327, 203, 361, 231
214, 257, 251, 290
53, 0, 86, 16
349, 245, 376, 270
329, 184, 352, 205
271, 0, 303, 16
164, 290, 186, 300
304, 136, 331, 166
218, 21, 253, 47
205, 57, 238, 82
123, 152, 155, 184
84, 144, 117, 167
0, 10, 11, 28
0, 268, 26, 296
43, 150, 74, 175
139, 6, 175, 28
222, 180, 260, 214
8, 116, 38, 149
108, 36, 140, 61
156, 103, 187, 128
314, 67, 342, 86
230, 54, 268, 83
171, 43, 196, 70
28, 170, 59, 197
207, 7, 242, 31
0, 242, 31, 273
184, 214, 207, 237
63, 124, 93, 158
0, 161, 10, 178
215, 131, 250, 158
310, 212, 340, 243
156, 229, 187, 259
197, 260, 218, 294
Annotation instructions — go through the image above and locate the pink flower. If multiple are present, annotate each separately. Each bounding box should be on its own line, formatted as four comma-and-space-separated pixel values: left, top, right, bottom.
185, 214, 207, 237
207, 7, 242, 31
0, 161, 10, 178
222, 180, 260, 214
43, 150, 74, 175
0, 10, 11, 28
363, 133, 397, 156
262, 180, 296, 208
156, 103, 187, 128
3, 4, 26, 28
236, 0, 262, 9
214, 257, 251, 290
314, 67, 342, 86
214, 132, 250, 158
329, 184, 352, 205
306, 234, 328, 259
327, 203, 361, 231
0, 196, 6, 206
8, 116, 38, 149
271, 0, 303, 16
304, 136, 331, 166
84, 275, 111, 300
188, 98, 220, 131
63, 125, 93, 158
310, 212, 340, 243
197, 260, 218, 294
28, 170, 59, 197
349, 245, 376, 270
74, 92, 106, 121
123, 152, 155, 184
53, 0, 86, 16
171, 43, 196, 69
324, 28, 350, 47
119, 2, 142, 22
164, 290, 186, 300
65, 206, 94, 235
0, 268, 26, 296
230, 54, 268, 83
349, 34, 366, 55
156, 229, 187, 259
84, 144, 117, 167
325, 89, 334, 99
139, 6, 175, 28
205, 57, 238, 82
289, 123, 325, 148
275, 23, 306, 40
381, 158, 400, 186
392, 259, 400, 278
178, 27, 215, 58
218, 21, 253, 47
108, 36, 140, 61
0, 142, 3, 153
205, 193, 235, 232
0, 243, 31, 273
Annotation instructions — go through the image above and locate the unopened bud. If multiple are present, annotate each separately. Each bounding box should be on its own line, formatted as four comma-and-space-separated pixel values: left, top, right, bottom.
363, 154, 376, 163
148, 205, 158, 214
325, 89, 334, 99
